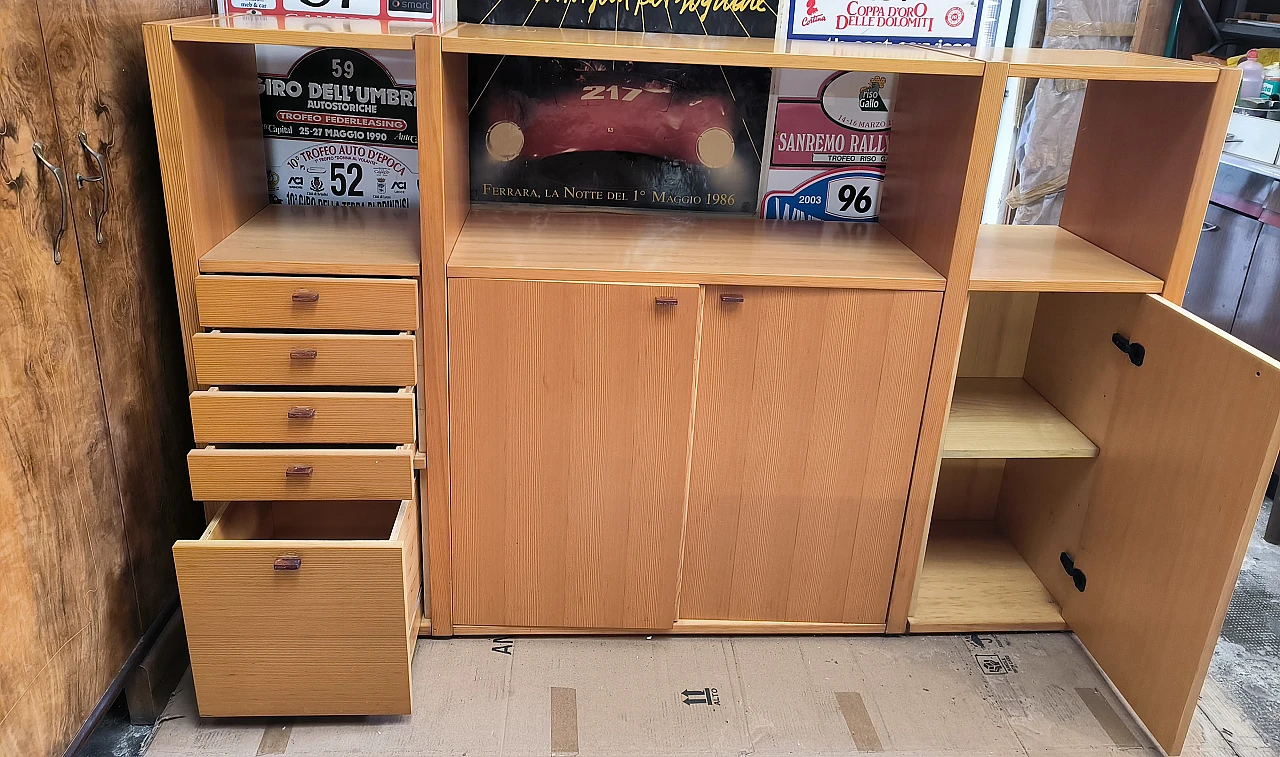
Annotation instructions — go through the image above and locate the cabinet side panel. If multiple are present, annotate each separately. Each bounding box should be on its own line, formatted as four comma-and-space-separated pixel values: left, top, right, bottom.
679, 288, 939, 624
449, 279, 698, 629
144, 29, 266, 390
416, 38, 469, 635
1059, 70, 1240, 302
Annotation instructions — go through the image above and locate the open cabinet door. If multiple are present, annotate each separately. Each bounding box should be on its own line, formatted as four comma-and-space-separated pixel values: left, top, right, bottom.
1062, 295, 1280, 755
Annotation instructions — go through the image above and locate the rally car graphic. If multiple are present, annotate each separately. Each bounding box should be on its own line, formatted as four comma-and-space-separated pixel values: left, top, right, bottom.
483, 71, 737, 169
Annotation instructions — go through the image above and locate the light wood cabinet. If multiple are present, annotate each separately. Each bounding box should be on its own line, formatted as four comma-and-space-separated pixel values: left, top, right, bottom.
681, 286, 940, 624
448, 279, 699, 629
144, 17, 1268, 755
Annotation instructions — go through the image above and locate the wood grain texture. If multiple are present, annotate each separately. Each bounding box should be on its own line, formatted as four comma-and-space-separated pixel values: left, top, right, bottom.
679, 287, 941, 624
448, 279, 698, 629
971, 225, 1165, 292
1058, 296, 1280, 755
190, 389, 416, 445
884, 65, 1009, 634
440, 23, 984, 74
1059, 70, 1241, 303
196, 275, 420, 331
192, 332, 417, 386
449, 205, 946, 290
199, 205, 421, 277
174, 499, 415, 717
965, 47, 1218, 81
169, 14, 421, 49
188, 447, 415, 501
957, 291, 1038, 378
143, 28, 266, 388
944, 378, 1099, 459
933, 460, 1005, 520
1022, 293, 1143, 447
907, 521, 1067, 633
416, 36, 469, 634
0, 2, 177, 753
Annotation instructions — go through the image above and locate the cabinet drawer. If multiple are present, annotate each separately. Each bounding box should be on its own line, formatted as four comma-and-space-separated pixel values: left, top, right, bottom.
174, 497, 420, 716
188, 447, 415, 501
192, 332, 416, 386
190, 389, 416, 445
196, 275, 419, 331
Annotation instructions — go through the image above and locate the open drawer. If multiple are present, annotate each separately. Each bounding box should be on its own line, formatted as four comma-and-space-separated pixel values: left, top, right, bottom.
174, 496, 422, 717
188, 446, 415, 501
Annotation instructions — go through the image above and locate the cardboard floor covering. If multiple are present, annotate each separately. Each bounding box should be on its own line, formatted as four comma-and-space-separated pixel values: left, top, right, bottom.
143, 633, 1273, 757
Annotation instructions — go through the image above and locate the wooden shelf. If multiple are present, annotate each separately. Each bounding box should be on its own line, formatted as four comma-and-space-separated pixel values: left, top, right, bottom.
165, 14, 428, 49
944, 378, 1098, 459
953, 47, 1219, 82
909, 521, 1067, 633
200, 205, 421, 277
971, 225, 1165, 293
446, 205, 946, 290
439, 23, 983, 76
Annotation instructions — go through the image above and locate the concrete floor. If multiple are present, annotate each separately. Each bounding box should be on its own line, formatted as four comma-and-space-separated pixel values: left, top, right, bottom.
89, 502, 1280, 757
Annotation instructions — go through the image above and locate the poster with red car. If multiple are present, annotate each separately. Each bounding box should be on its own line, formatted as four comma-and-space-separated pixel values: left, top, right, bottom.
788, 0, 982, 45
470, 57, 770, 214
760, 69, 893, 221
216, 0, 434, 22
257, 46, 419, 207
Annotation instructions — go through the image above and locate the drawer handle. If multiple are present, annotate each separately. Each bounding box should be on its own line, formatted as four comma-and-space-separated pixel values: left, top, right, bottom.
290, 348, 317, 360
285, 464, 314, 476
292, 289, 320, 303
274, 555, 302, 571
721, 293, 744, 303
655, 297, 679, 307
287, 406, 316, 419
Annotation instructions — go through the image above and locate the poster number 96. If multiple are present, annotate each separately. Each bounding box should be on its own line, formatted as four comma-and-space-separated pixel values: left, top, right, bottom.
825, 177, 880, 220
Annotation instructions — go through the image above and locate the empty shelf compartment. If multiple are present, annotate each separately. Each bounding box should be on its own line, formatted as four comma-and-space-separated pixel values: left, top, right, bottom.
945, 378, 1098, 459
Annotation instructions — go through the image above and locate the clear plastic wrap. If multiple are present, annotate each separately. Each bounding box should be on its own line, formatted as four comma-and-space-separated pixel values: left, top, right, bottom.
1009, 0, 1140, 224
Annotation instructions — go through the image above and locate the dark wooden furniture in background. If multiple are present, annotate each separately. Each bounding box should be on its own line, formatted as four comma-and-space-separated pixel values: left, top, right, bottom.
0, 1, 208, 755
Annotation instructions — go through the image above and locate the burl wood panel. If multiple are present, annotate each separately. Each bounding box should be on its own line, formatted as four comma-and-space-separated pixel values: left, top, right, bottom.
1, 4, 132, 754
680, 287, 941, 623
448, 279, 699, 629
41, 0, 209, 634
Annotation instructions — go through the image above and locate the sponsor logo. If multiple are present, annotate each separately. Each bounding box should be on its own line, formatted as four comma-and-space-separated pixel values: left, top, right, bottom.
859, 76, 888, 112
945, 6, 965, 26
802, 0, 827, 25
288, 176, 304, 187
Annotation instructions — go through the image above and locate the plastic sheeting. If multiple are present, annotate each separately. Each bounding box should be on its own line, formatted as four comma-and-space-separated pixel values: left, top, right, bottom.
1008, 0, 1140, 224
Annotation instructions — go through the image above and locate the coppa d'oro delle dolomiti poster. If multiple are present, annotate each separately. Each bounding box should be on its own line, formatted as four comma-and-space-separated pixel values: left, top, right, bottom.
789, 0, 982, 45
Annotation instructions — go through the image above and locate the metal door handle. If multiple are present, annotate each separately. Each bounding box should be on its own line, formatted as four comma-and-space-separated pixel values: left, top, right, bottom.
291, 289, 320, 303
32, 143, 68, 264
285, 464, 314, 476
1202, 221, 1219, 232
721, 293, 744, 303
274, 555, 302, 571
74, 132, 108, 244
287, 406, 316, 419
655, 297, 679, 306
290, 348, 318, 360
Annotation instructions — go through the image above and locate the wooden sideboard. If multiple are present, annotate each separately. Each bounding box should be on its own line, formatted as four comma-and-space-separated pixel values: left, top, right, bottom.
144, 17, 1269, 755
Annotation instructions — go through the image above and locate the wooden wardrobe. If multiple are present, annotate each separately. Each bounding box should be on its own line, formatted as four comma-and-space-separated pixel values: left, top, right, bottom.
0, 1, 209, 755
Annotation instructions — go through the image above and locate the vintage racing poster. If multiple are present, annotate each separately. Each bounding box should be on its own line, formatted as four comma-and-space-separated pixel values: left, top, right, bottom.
788, 0, 982, 45
217, 0, 434, 21
760, 69, 893, 221
257, 45, 419, 207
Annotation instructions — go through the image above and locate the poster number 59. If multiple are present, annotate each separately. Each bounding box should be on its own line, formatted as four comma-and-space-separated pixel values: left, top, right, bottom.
826, 177, 879, 220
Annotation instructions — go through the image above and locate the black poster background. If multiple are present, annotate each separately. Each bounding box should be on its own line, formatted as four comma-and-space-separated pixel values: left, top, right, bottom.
462, 0, 778, 38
